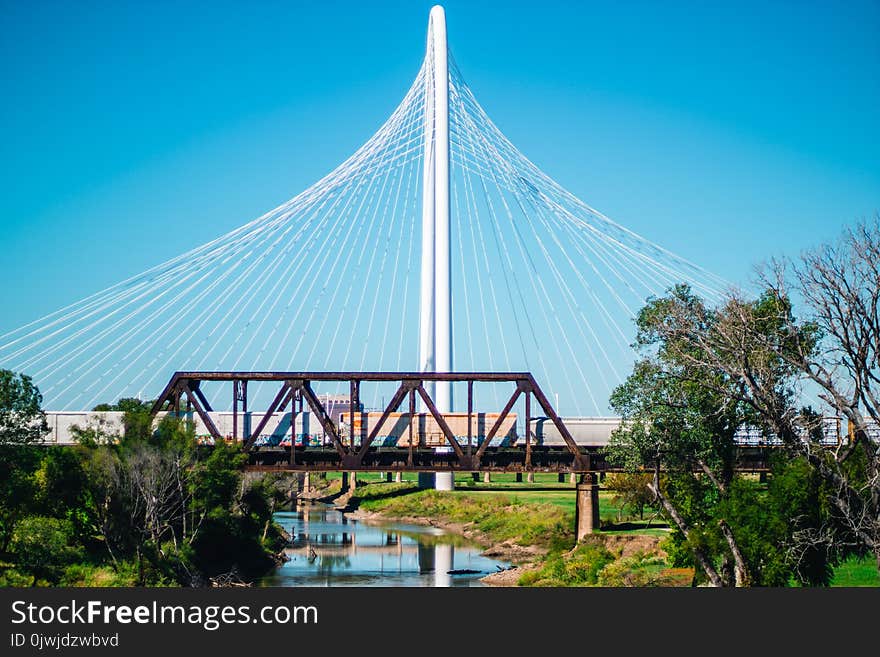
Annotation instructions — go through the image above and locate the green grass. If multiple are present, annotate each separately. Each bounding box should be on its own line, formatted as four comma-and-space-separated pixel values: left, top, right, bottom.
349, 482, 418, 502
457, 488, 665, 535
360, 489, 575, 551
343, 475, 665, 538
517, 536, 676, 587
461, 488, 578, 513
323, 471, 576, 487
830, 556, 880, 587
455, 472, 575, 488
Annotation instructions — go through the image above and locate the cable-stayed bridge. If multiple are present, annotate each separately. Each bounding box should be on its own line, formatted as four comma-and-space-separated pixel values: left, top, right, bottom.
0, 7, 726, 437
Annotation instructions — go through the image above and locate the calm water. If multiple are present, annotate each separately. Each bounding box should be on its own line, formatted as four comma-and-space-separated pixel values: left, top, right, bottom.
260, 505, 509, 587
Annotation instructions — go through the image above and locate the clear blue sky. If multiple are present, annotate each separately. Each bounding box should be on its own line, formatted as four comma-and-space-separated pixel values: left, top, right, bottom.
2, 0, 878, 334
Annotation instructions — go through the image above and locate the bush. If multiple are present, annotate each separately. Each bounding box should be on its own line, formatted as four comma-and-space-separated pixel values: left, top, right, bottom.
596, 552, 668, 586
10, 516, 82, 584
60, 562, 140, 587
0, 567, 33, 587
519, 538, 615, 586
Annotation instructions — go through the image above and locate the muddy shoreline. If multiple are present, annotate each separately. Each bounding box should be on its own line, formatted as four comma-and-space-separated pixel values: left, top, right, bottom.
345, 508, 543, 586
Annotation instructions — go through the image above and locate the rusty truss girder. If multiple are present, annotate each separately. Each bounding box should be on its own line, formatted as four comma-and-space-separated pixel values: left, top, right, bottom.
150, 371, 592, 472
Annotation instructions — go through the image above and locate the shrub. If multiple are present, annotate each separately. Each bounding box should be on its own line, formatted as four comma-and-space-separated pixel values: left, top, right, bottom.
10, 516, 82, 584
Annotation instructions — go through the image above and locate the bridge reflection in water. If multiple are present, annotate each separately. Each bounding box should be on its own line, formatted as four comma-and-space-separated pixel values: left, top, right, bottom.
259, 506, 507, 587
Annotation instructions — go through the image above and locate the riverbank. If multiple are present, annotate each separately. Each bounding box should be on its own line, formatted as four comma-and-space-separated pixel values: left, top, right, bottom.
346, 507, 543, 584
344, 488, 575, 585
342, 486, 689, 586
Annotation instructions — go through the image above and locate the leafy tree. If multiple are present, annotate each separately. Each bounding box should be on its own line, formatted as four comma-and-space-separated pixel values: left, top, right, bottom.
0, 370, 47, 551
0, 370, 47, 445
609, 285, 837, 586
10, 516, 82, 585
603, 473, 654, 521
627, 218, 880, 574
0, 381, 288, 587
608, 285, 747, 586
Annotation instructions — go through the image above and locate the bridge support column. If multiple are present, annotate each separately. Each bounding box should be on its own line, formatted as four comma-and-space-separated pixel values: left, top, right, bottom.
435, 471, 454, 491
302, 472, 311, 494
395, 472, 403, 483
558, 473, 565, 483
575, 475, 600, 540
385, 472, 393, 483
515, 472, 522, 483
418, 473, 435, 489
341, 472, 349, 492
483, 472, 491, 484
570, 472, 578, 485
349, 472, 357, 493
472, 473, 479, 482
526, 472, 534, 483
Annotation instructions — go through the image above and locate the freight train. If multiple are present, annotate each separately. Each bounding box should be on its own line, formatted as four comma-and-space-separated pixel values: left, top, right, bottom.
41, 410, 862, 448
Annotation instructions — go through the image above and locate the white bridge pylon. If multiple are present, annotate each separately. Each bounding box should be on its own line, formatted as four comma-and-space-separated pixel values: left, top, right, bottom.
419, 5, 452, 413
0, 5, 729, 415
420, 6, 454, 491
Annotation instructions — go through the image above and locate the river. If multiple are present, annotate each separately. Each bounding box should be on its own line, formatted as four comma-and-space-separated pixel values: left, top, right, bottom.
260, 504, 509, 587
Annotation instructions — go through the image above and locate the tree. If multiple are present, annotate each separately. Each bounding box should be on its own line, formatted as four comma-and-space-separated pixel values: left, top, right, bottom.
608, 285, 750, 586
758, 218, 880, 569
10, 516, 82, 585
631, 218, 880, 573
603, 473, 654, 521
0, 370, 48, 552
0, 370, 47, 445
608, 285, 840, 586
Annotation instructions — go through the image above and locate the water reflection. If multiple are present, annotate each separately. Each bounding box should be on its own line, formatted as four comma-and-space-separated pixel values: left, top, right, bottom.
260, 505, 508, 587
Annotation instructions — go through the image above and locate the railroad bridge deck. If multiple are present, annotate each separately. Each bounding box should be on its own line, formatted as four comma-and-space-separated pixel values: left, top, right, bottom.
150, 370, 775, 474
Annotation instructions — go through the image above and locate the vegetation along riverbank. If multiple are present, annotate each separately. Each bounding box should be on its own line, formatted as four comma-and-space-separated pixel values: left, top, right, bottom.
340, 473, 879, 587
0, 381, 293, 587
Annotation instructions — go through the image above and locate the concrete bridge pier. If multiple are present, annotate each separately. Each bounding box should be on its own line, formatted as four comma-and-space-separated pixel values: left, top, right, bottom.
341, 472, 357, 494
558, 473, 566, 483
435, 471, 454, 491
482, 472, 491, 484
515, 472, 522, 482
395, 472, 403, 483
526, 472, 534, 483
575, 474, 600, 541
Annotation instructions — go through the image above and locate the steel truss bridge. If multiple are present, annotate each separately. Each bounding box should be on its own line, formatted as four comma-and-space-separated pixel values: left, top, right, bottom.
150, 370, 775, 474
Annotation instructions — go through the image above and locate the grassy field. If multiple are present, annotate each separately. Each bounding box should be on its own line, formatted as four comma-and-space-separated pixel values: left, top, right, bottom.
830, 556, 880, 587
